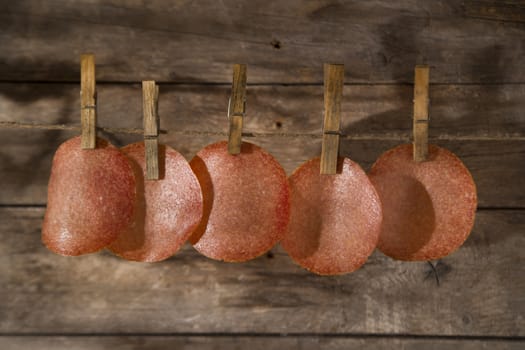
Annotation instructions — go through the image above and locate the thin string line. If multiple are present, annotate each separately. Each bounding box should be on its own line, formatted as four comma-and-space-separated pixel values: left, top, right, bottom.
0, 121, 524, 141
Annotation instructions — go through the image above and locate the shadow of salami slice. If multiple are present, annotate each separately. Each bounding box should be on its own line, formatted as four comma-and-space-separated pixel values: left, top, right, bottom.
368, 144, 477, 261
108, 142, 203, 262
281, 157, 382, 275
42, 136, 136, 256
189, 141, 290, 262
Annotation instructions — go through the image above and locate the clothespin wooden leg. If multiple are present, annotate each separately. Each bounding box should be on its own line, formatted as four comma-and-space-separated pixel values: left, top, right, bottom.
228, 64, 247, 155
80, 54, 96, 149
142, 80, 159, 180
320, 63, 344, 175
413, 65, 430, 162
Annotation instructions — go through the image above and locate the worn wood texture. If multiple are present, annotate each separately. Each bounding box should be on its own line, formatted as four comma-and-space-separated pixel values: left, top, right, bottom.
464, 0, 525, 23
1, 207, 523, 335
1, 2, 523, 345
2, 83, 523, 137
142, 81, 159, 180
227, 64, 247, 155
142, 81, 159, 138
0, 336, 523, 350
80, 54, 96, 149
0, 83, 523, 206
413, 65, 430, 162
320, 64, 344, 174
1, 1, 525, 83
143, 138, 159, 181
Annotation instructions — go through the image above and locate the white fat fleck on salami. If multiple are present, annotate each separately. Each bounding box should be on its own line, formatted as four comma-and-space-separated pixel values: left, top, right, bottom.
189, 141, 290, 262
108, 142, 203, 262
281, 157, 382, 275
368, 144, 477, 261
42, 136, 136, 256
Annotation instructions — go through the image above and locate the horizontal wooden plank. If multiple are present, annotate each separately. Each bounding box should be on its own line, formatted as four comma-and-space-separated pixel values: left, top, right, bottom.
464, 0, 525, 23
1, 83, 524, 136
0, 336, 523, 350
0, 83, 523, 206
0, 1, 524, 83
1, 208, 523, 336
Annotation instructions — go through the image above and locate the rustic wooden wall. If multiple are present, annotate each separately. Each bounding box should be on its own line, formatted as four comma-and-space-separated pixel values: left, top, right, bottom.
1, 0, 524, 349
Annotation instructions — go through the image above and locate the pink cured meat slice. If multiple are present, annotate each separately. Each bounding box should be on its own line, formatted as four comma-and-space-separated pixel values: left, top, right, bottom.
189, 141, 290, 262
42, 136, 136, 256
108, 142, 203, 262
281, 157, 382, 275
368, 144, 477, 261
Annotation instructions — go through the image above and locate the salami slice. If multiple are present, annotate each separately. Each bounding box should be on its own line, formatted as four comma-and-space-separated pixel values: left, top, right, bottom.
368, 144, 477, 261
189, 141, 290, 262
108, 142, 203, 262
281, 157, 382, 275
42, 136, 136, 256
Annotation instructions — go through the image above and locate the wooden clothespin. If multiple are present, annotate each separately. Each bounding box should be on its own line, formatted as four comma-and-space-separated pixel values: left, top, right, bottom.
80, 54, 96, 149
413, 65, 430, 162
228, 64, 247, 155
320, 63, 344, 174
142, 80, 160, 180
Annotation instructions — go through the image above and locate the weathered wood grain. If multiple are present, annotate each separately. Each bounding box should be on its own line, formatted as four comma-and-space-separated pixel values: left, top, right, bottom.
1, 0, 524, 83
227, 64, 247, 155
1, 83, 524, 206
464, 0, 525, 23
0, 336, 523, 350
80, 54, 96, 149
142, 81, 160, 180
1, 83, 523, 137
1, 0, 522, 346
320, 64, 344, 174
413, 66, 430, 162
1, 207, 523, 335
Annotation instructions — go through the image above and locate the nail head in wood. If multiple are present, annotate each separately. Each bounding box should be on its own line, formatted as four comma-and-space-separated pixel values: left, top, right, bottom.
413, 65, 430, 162
142, 80, 160, 180
228, 64, 247, 155
80, 54, 96, 149
320, 63, 344, 174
